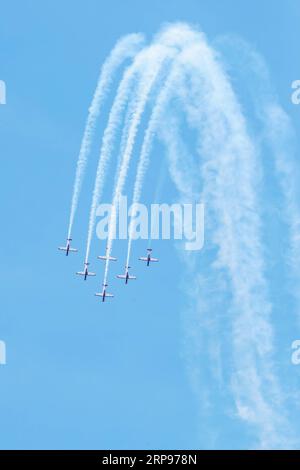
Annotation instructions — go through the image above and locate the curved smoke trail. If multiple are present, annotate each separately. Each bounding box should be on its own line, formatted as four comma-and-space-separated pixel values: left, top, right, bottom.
84, 61, 138, 263
67, 33, 145, 240
68, 22, 299, 448
84, 42, 176, 264
91, 25, 199, 271
125, 60, 183, 268
219, 37, 300, 306
158, 35, 296, 447
103, 44, 174, 283
101, 28, 296, 445
106, 24, 201, 279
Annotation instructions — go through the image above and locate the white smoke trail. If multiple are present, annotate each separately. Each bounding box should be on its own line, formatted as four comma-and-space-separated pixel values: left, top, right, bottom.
99, 30, 290, 446
86, 23, 198, 266
215, 36, 300, 333
84, 46, 157, 263
237, 42, 300, 301
67, 33, 145, 240
125, 61, 183, 267
113, 88, 141, 189
114, 24, 202, 272
70, 22, 298, 447
158, 35, 295, 447
216, 37, 300, 265
103, 44, 173, 283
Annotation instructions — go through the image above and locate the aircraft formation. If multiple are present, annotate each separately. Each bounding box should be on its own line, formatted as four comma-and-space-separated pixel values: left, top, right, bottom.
58, 239, 158, 302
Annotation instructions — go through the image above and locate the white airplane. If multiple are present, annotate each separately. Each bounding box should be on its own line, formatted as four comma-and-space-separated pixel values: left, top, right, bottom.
76, 262, 96, 281
95, 283, 114, 302
58, 238, 78, 256
139, 248, 159, 266
117, 265, 136, 284
97, 247, 117, 262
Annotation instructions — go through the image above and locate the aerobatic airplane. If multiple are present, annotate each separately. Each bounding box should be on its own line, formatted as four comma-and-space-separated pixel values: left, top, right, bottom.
76, 262, 96, 281
139, 248, 159, 266
117, 266, 136, 284
58, 238, 78, 256
95, 284, 114, 302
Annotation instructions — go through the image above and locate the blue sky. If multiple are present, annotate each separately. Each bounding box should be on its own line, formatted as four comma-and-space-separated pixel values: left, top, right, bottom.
0, 0, 300, 450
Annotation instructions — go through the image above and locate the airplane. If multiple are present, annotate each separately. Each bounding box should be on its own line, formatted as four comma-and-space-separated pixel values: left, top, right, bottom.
116, 265, 136, 284
95, 283, 114, 302
139, 248, 159, 266
76, 262, 96, 281
58, 238, 78, 256
97, 247, 117, 262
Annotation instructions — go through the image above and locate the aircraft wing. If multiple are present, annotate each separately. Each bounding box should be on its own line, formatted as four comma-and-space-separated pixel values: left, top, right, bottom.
128, 275, 137, 280
58, 247, 67, 251
69, 248, 78, 252
76, 271, 85, 275
87, 272, 96, 276
117, 275, 126, 279
105, 293, 114, 298
98, 255, 117, 261
139, 257, 148, 261
150, 257, 159, 262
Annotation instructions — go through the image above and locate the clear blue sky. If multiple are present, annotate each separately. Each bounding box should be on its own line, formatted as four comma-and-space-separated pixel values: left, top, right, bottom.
0, 0, 300, 450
